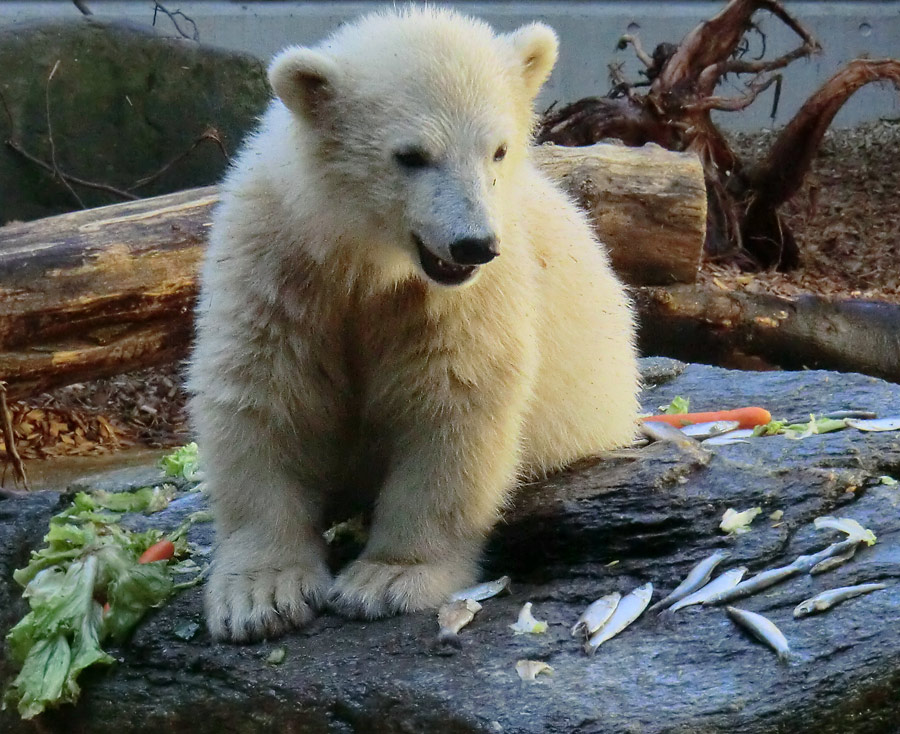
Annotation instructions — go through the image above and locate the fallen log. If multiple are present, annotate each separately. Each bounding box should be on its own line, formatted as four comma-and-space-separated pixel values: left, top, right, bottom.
532, 143, 706, 285
2, 362, 899, 732
0, 187, 214, 399
636, 285, 900, 383
0, 143, 705, 400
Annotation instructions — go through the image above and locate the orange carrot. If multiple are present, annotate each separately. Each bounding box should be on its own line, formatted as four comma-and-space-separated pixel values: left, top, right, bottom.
138, 539, 175, 564
642, 407, 771, 430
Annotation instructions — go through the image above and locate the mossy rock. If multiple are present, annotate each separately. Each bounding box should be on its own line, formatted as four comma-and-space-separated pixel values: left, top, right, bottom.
0, 19, 269, 223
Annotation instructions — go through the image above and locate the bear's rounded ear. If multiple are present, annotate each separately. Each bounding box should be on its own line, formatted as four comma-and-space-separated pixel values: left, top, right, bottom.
268, 47, 340, 121
504, 23, 559, 100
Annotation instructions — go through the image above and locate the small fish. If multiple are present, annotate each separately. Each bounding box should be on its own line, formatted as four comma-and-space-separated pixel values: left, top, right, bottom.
824, 410, 877, 420
515, 660, 553, 681
584, 583, 652, 655
706, 539, 859, 605
640, 421, 703, 449
796, 538, 865, 571
726, 606, 791, 662
449, 575, 511, 602
680, 421, 740, 439
793, 583, 887, 618
705, 561, 804, 605
846, 417, 900, 432
669, 567, 747, 611
648, 550, 730, 613
509, 602, 548, 635
702, 429, 755, 446
436, 599, 482, 647
572, 592, 621, 638
809, 544, 858, 575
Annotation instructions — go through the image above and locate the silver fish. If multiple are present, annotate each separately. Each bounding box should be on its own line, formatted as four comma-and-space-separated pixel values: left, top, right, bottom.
705, 539, 860, 605
640, 422, 703, 448
707, 562, 806, 605
726, 606, 791, 662
846, 417, 900, 432
649, 550, 731, 613
584, 583, 652, 655
572, 592, 621, 638
449, 575, 511, 602
702, 429, 755, 446
680, 421, 740, 439
796, 539, 862, 572
668, 567, 747, 612
793, 583, 887, 618
809, 544, 858, 575
436, 599, 482, 647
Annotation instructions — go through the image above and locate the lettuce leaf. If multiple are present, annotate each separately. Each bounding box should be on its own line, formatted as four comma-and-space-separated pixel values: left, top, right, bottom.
4, 486, 200, 719
664, 396, 690, 415
159, 442, 200, 481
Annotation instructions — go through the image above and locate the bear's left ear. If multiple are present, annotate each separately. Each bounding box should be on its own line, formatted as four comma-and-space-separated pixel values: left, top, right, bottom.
504, 23, 559, 100
268, 46, 341, 123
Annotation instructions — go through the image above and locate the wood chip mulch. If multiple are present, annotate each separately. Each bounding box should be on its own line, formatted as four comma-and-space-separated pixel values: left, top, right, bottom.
720, 120, 900, 305
0, 403, 132, 461
0, 363, 189, 468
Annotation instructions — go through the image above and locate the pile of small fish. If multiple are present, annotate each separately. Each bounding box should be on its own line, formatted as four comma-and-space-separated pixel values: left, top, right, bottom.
571, 583, 653, 655
436, 513, 889, 677
599, 514, 887, 662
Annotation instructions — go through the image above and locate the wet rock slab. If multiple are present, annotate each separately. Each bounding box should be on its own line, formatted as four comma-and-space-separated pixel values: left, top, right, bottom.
2, 362, 899, 733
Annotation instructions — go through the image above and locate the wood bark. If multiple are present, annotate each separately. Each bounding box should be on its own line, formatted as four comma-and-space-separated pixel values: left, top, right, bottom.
636, 285, 900, 383
0, 187, 214, 399
532, 143, 706, 285
0, 144, 705, 400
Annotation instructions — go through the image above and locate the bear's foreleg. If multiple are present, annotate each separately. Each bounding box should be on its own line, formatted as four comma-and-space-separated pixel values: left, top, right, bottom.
201, 407, 333, 642
329, 399, 525, 619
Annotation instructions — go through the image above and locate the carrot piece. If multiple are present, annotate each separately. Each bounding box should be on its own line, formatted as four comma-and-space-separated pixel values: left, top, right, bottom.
642, 407, 771, 430
138, 539, 175, 564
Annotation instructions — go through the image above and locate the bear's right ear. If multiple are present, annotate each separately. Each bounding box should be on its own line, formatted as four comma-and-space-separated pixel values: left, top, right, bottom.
268, 47, 340, 122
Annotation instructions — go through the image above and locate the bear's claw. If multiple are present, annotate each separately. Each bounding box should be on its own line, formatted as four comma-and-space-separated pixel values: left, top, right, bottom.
206, 563, 332, 642
328, 558, 476, 619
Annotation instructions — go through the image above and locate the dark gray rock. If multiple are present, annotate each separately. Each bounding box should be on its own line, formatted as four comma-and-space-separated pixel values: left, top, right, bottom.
0, 19, 269, 223
2, 365, 899, 733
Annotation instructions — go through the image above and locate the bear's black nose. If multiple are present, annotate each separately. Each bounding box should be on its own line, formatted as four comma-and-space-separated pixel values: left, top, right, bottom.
449, 235, 499, 265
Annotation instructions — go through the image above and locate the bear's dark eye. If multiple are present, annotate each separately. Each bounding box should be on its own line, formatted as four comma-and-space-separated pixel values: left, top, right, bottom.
493, 144, 508, 162
394, 148, 432, 170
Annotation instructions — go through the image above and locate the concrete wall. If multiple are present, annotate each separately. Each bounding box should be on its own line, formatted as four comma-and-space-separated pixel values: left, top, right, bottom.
2, 1, 899, 129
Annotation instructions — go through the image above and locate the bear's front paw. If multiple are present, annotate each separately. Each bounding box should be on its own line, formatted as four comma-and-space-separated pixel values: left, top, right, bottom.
206, 561, 332, 642
329, 558, 477, 619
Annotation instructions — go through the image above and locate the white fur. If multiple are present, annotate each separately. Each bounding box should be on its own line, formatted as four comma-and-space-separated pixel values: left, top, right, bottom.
189, 7, 639, 642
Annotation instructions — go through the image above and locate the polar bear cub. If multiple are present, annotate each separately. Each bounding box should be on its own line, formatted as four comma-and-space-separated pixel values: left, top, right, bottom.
189, 7, 639, 641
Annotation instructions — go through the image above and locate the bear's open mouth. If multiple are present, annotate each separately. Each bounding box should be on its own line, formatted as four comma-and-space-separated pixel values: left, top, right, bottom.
413, 234, 479, 286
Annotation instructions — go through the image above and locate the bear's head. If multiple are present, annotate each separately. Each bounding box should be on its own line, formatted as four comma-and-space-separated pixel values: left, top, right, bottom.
268, 8, 558, 288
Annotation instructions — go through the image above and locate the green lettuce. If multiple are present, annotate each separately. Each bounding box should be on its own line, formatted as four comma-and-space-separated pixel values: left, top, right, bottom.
159, 442, 200, 481
664, 396, 691, 415
4, 486, 201, 719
